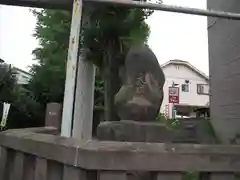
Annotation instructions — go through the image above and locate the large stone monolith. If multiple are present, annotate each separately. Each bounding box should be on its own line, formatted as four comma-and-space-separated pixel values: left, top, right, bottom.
115, 44, 165, 122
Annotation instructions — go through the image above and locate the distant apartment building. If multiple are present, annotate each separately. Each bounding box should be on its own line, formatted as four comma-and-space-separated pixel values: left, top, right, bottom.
0, 58, 32, 85
208, 0, 240, 143
13, 67, 32, 85
160, 60, 209, 118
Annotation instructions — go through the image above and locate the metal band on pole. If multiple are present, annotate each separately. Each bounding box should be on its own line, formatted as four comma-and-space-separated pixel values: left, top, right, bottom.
87, 0, 240, 20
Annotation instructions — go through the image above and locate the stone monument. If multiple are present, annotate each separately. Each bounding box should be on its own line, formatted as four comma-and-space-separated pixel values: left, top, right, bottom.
97, 44, 165, 180
97, 44, 168, 142
115, 44, 165, 122
97, 45, 215, 180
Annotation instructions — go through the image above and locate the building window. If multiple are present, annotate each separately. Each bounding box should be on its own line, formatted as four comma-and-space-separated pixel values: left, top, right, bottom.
197, 84, 209, 95
182, 84, 189, 92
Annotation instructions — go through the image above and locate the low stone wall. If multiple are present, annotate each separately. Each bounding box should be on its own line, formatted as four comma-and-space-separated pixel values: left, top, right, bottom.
176, 118, 217, 144
0, 127, 240, 180
97, 118, 217, 144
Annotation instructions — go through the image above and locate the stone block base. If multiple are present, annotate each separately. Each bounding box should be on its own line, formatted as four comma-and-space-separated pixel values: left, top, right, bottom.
97, 120, 179, 143
97, 120, 216, 143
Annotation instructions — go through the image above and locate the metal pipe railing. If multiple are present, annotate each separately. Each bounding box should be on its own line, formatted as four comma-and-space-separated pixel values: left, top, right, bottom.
87, 0, 240, 20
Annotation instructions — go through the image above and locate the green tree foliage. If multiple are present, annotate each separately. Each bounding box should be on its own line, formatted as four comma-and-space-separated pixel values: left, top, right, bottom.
0, 62, 44, 130
30, 4, 153, 122
30, 10, 70, 104
83, 5, 152, 121
83, 6, 152, 67
30, 9, 105, 107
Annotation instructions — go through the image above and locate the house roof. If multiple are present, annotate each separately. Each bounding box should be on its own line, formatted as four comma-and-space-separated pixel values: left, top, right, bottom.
161, 59, 209, 81
0, 58, 32, 75
0, 58, 4, 63
13, 67, 32, 76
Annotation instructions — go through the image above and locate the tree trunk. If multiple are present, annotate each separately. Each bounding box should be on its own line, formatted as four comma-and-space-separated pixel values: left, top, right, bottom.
104, 53, 122, 122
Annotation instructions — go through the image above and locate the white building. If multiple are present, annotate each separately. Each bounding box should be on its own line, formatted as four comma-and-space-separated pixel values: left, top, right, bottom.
0, 58, 32, 85
14, 68, 32, 85
160, 60, 210, 118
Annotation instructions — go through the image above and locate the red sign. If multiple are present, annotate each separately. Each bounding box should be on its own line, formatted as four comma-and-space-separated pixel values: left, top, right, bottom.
168, 87, 179, 104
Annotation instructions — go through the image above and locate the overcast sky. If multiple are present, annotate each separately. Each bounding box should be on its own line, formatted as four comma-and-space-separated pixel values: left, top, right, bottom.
0, 0, 209, 74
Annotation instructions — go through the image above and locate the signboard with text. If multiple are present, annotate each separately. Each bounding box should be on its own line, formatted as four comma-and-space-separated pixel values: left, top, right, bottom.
0, 102, 11, 129
168, 87, 179, 104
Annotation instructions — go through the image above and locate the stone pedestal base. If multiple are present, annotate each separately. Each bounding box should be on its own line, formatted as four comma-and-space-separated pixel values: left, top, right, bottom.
97, 120, 177, 180
97, 120, 177, 143
97, 119, 215, 180
97, 119, 216, 143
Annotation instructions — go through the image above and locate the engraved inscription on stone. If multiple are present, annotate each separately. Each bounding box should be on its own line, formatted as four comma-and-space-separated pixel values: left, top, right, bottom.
135, 73, 147, 96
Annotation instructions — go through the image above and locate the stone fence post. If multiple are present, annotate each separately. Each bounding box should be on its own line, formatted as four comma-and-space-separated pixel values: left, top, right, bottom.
45, 103, 62, 133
